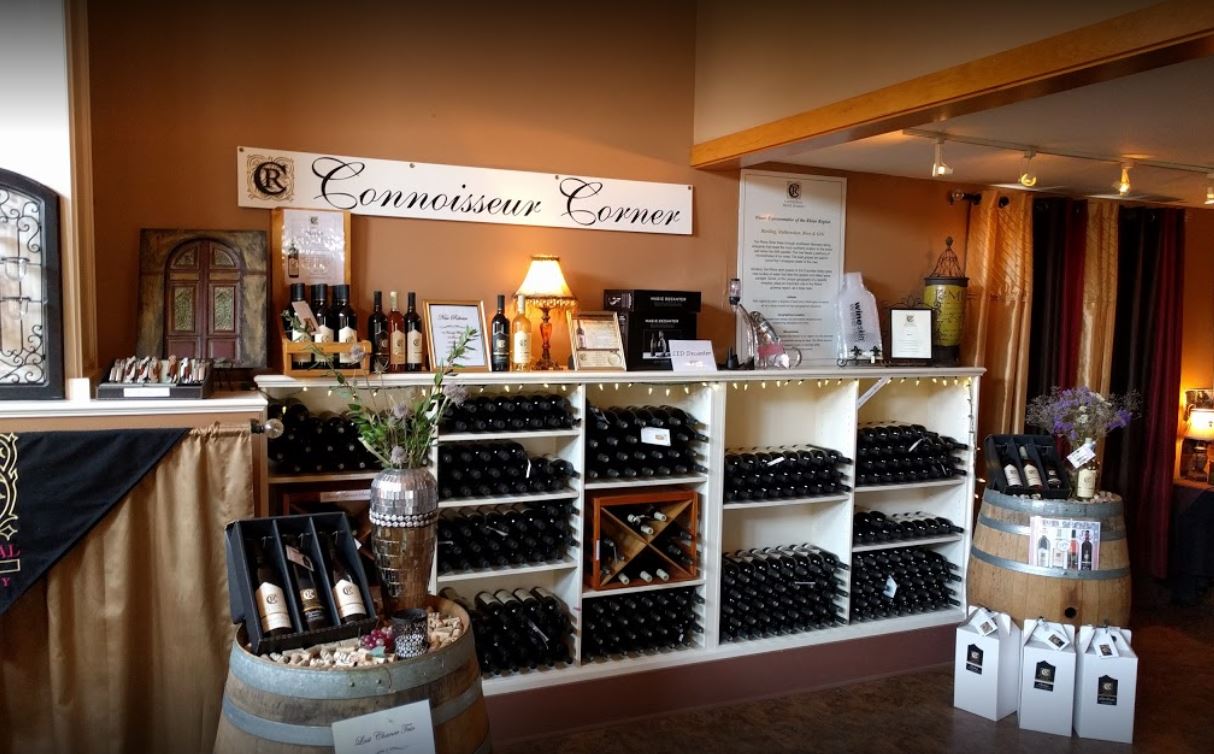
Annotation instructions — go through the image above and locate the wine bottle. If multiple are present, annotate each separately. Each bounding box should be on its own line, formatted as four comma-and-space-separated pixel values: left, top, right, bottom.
310, 283, 335, 369
1067, 528, 1079, 570
327, 536, 368, 623
510, 294, 532, 372
1080, 530, 1093, 571
1018, 444, 1044, 491
1000, 443, 1023, 489
490, 294, 510, 372
368, 290, 389, 373
285, 241, 300, 278
286, 538, 328, 631
387, 291, 407, 373
404, 291, 424, 372
285, 283, 311, 371
330, 284, 358, 367
252, 537, 293, 637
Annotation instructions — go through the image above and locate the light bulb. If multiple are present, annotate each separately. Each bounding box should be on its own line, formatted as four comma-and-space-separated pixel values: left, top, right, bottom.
1115, 164, 1132, 196
1018, 150, 1037, 188
931, 139, 953, 178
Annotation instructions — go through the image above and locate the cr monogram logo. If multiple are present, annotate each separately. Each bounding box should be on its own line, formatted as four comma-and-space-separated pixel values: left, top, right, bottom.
787, 182, 801, 199
246, 154, 295, 201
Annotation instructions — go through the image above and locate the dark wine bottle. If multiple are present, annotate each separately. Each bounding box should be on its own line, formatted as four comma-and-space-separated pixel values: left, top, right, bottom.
490, 295, 510, 372
367, 290, 389, 373
404, 291, 424, 372
286, 537, 328, 631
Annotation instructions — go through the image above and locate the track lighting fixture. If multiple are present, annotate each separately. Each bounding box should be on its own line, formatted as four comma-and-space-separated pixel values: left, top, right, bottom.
1115, 164, 1132, 196
931, 138, 953, 178
1018, 150, 1037, 188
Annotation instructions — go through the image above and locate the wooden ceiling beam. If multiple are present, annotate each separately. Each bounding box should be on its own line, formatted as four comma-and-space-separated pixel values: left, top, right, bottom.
690, 0, 1214, 170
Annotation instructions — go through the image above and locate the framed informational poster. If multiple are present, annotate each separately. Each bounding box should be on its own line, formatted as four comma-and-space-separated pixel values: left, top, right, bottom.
568, 311, 626, 371
737, 170, 846, 365
423, 300, 489, 371
888, 307, 934, 364
272, 208, 350, 287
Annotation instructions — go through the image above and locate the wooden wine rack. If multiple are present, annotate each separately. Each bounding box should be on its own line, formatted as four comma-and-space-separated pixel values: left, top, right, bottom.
280, 338, 372, 378
586, 489, 699, 591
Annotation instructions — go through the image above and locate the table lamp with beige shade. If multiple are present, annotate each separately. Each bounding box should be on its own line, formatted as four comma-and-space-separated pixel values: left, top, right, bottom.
516, 255, 577, 370
1186, 406, 1214, 483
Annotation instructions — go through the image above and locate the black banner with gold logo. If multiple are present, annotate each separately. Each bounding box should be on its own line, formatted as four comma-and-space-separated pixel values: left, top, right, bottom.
0, 429, 187, 614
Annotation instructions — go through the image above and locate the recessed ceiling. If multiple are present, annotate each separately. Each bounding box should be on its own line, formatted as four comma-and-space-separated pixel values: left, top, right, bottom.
782, 56, 1214, 208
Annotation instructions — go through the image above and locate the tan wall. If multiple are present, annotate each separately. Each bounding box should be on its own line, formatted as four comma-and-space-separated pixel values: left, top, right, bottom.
86, 1, 975, 371
693, 0, 1157, 142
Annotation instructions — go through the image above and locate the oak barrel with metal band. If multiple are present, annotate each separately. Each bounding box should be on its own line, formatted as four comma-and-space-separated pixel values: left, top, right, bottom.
967, 488, 1130, 627
213, 597, 490, 754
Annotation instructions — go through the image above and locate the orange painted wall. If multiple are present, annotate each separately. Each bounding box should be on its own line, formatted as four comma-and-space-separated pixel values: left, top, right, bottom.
85, 1, 973, 371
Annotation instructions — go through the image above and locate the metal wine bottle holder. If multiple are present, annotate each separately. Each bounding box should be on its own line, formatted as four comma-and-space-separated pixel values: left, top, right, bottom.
728, 277, 802, 369
369, 467, 439, 615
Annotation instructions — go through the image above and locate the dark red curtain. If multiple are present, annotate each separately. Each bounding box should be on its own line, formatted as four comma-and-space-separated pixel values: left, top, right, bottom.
1028, 198, 1087, 399
1103, 207, 1184, 579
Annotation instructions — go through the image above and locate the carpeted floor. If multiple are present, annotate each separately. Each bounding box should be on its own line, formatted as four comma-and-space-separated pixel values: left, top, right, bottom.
499, 587, 1213, 753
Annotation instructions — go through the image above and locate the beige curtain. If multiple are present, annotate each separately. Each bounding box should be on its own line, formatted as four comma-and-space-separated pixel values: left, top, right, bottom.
1, 426, 252, 754
961, 190, 1034, 442
1075, 199, 1119, 394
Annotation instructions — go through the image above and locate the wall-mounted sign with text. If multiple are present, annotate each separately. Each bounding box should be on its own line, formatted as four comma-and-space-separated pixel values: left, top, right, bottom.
237, 147, 692, 235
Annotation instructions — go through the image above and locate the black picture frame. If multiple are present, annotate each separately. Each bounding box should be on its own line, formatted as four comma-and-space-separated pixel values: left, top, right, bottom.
0, 167, 63, 399
888, 307, 934, 365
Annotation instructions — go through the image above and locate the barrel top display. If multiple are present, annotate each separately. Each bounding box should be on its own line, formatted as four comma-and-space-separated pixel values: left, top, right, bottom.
981, 488, 1123, 518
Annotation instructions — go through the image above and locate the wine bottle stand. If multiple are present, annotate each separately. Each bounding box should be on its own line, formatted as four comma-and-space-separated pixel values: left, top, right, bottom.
255, 367, 981, 695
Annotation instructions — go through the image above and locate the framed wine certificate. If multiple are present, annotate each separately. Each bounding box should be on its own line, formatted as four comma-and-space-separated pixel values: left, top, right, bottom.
424, 300, 489, 371
888, 307, 933, 364
568, 311, 627, 371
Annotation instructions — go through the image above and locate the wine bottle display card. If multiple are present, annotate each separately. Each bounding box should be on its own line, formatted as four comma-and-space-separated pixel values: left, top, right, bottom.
225, 513, 377, 655
1027, 516, 1101, 571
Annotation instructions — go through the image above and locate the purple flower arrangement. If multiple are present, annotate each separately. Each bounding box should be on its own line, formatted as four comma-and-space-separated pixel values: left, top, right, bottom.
1025, 386, 1140, 446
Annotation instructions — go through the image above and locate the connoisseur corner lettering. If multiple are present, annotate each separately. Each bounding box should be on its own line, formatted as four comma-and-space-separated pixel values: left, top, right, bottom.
238, 147, 692, 235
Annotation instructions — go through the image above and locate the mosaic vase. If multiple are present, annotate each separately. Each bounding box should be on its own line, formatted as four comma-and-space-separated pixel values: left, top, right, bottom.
369, 467, 437, 615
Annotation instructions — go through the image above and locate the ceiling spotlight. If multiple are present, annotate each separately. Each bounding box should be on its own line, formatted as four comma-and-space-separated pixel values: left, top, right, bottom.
931, 138, 953, 178
1206, 173, 1214, 205
1115, 164, 1132, 196
1018, 149, 1038, 188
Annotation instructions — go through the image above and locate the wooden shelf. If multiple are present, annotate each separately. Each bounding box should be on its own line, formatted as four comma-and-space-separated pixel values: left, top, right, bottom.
583, 577, 705, 599
268, 471, 378, 485
723, 493, 850, 510
854, 478, 965, 493
437, 557, 578, 583
585, 474, 707, 490
852, 533, 964, 552
438, 488, 580, 510
438, 428, 581, 443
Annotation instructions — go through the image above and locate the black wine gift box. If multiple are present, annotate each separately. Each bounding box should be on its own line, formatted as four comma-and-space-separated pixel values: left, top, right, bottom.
603, 289, 701, 371
225, 512, 377, 655
983, 434, 1072, 499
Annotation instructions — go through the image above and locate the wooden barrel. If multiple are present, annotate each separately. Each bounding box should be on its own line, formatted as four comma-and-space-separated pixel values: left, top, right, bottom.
214, 597, 490, 754
967, 489, 1130, 627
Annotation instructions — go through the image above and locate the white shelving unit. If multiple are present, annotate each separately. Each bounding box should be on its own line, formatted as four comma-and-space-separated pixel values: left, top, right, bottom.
255, 366, 981, 696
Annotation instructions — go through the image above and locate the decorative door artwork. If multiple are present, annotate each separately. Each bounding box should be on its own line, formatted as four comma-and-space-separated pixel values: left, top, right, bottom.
163, 239, 243, 360
138, 230, 268, 369
0, 168, 63, 399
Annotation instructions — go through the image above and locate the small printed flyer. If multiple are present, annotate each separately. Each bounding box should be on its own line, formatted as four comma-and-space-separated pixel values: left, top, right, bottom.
1029, 516, 1100, 571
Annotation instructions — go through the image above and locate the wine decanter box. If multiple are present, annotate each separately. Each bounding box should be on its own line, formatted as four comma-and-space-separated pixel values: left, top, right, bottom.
603, 289, 701, 371
1018, 619, 1078, 737
983, 434, 1072, 499
953, 606, 1021, 721
225, 513, 377, 655
1073, 626, 1137, 743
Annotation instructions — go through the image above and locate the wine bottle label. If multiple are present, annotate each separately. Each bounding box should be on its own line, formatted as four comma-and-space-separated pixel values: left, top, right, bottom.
333, 579, 367, 618
407, 331, 423, 362
1003, 463, 1023, 488
300, 587, 323, 612
255, 582, 292, 632
641, 427, 671, 447
492, 335, 508, 356
390, 331, 406, 364
314, 326, 335, 344
512, 331, 531, 361
1022, 463, 1042, 488
1076, 467, 1097, 498
290, 328, 307, 343
338, 326, 359, 364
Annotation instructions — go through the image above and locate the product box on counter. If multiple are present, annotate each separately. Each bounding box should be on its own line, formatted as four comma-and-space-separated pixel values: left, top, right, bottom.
953, 607, 1021, 721
1018, 618, 1078, 737
604, 290, 701, 371
983, 434, 1072, 499
1073, 626, 1137, 743
225, 512, 377, 655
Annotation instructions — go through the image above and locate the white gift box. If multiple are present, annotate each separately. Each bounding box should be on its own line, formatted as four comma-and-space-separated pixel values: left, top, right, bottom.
1073, 626, 1137, 743
953, 607, 1022, 721
1018, 618, 1077, 736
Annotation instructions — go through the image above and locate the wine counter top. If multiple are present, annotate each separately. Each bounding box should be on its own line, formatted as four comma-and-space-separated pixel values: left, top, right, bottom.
254, 365, 984, 389
0, 390, 267, 420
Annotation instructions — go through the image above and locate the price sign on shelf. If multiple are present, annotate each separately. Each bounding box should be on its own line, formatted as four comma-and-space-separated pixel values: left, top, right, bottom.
668, 340, 717, 372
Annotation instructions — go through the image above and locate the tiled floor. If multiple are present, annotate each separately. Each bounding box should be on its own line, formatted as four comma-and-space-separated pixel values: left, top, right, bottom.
499, 589, 1213, 753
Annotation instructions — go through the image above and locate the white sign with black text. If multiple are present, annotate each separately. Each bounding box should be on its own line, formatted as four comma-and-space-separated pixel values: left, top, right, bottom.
331, 699, 436, 754
238, 147, 692, 235
736, 170, 846, 365
668, 340, 717, 372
